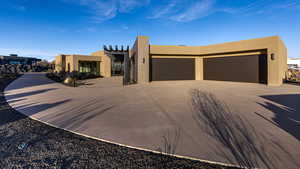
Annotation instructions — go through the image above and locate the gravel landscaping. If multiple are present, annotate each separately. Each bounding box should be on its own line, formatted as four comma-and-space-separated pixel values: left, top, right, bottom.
0, 75, 237, 169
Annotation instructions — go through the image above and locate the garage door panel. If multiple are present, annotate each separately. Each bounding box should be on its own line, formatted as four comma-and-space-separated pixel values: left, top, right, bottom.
203, 55, 267, 83
151, 58, 195, 81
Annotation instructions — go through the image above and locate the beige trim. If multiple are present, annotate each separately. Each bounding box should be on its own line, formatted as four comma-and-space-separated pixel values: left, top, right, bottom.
202, 51, 263, 59
151, 51, 263, 59
151, 55, 198, 59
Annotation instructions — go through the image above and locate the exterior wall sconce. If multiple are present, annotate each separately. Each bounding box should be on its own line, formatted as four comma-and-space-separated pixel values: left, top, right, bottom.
143, 58, 145, 63
271, 53, 275, 60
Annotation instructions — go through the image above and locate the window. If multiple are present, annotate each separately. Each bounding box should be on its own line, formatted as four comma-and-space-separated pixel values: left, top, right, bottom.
68, 63, 70, 72
78, 61, 100, 75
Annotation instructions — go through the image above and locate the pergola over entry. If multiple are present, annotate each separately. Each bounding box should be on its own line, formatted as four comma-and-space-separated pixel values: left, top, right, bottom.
103, 45, 131, 85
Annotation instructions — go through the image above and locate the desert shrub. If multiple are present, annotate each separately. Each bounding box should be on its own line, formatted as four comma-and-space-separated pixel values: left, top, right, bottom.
47, 71, 102, 87
286, 68, 300, 82
63, 77, 76, 87
68, 71, 79, 79
46, 71, 66, 83
0, 73, 18, 79
72, 72, 102, 80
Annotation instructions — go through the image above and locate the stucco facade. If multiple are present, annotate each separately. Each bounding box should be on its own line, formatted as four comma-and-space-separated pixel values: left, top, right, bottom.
55, 36, 287, 86
55, 52, 111, 77
132, 36, 287, 86
91, 51, 111, 77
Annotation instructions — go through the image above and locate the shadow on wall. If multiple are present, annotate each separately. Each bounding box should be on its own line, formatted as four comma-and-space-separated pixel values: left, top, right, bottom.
258, 94, 300, 141
190, 89, 299, 169
6, 73, 56, 91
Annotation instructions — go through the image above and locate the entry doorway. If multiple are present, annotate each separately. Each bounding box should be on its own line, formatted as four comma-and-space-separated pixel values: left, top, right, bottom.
111, 54, 124, 76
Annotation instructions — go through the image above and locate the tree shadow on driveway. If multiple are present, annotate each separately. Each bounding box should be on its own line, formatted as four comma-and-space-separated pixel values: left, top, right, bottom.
258, 94, 300, 141
1, 87, 70, 126
5, 73, 56, 90
190, 89, 300, 169
5, 88, 58, 100
0, 98, 71, 126
59, 104, 114, 130
15, 99, 71, 117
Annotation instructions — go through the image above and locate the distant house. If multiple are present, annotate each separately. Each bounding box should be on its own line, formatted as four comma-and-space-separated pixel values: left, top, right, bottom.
288, 58, 300, 69
0, 54, 41, 65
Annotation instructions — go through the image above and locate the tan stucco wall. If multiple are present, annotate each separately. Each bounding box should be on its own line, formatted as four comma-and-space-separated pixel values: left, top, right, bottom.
55, 52, 112, 77
150, 36, 278, 55
66, 55, 102, 73
129, 48, 138, 83
55, 55, 66, 72
131, 36, 150, 84
149, 36, 287, 86
91, 51, 111, 77
65, 55, 72, 72
55, 36, 287, 86
278, 38, 288, 80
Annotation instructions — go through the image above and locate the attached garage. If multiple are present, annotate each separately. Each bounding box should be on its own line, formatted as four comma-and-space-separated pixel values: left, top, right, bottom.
203, 54, 268, 83
149, 54, 268, 83
130, 36, 285, 86
150, 58, 195, 81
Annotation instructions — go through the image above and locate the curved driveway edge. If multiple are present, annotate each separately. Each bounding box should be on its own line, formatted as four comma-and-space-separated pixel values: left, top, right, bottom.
1, 76, 233, 168
5, 72, 300, 169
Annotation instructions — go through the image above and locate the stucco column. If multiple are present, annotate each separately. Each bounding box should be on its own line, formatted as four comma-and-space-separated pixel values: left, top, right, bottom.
101, 54, 111, 77
72, 55, 78, 72
136, 36, 150, 84
267, 49, 281, 86
195, 57, 203, 80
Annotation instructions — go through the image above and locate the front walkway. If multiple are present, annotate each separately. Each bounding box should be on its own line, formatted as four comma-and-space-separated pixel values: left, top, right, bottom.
5, 73, 300, 168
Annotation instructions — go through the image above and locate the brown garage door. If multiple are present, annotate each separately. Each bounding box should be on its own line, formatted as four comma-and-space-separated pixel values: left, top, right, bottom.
203, 54, 267, 83
150, 58, 195, 81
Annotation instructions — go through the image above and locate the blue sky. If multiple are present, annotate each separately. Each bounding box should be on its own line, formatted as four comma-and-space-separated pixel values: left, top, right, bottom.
0, 0, 299, 61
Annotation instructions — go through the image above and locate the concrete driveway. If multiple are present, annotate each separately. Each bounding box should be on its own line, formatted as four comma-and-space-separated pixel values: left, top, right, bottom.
4, 73, 300, 168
